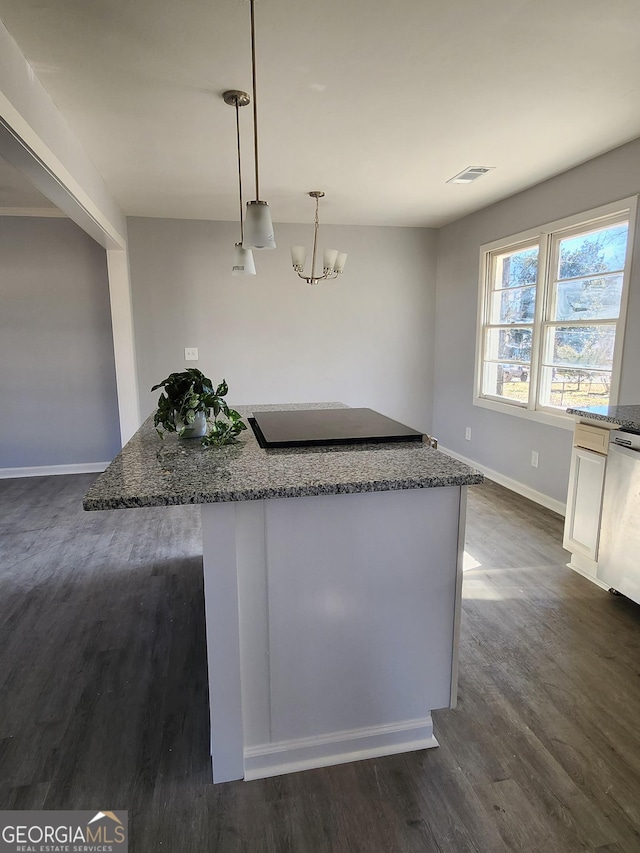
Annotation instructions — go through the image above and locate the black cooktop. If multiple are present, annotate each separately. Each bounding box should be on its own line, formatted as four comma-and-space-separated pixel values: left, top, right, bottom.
249, 408, 423, 448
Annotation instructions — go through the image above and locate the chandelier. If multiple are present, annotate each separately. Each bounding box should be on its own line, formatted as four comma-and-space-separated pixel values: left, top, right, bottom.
291, 192, 347, 285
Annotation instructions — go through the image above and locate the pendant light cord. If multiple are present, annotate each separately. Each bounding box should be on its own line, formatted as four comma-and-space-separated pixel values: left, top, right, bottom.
235, 99, 244, 242
250, 0, 260, 201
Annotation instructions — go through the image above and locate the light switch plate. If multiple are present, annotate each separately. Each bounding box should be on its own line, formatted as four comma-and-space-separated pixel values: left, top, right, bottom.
184, 347, 199, 361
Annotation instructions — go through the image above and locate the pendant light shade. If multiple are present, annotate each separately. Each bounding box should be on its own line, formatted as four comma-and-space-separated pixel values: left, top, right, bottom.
243, 200, 276, 250
232, 242, 256, 276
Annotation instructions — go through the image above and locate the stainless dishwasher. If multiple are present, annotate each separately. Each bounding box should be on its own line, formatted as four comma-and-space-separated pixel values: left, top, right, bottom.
597, 430, 640, 605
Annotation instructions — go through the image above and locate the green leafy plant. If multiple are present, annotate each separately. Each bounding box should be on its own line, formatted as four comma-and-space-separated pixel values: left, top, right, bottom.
151, 368, 246, 445
201, 403, 247, 447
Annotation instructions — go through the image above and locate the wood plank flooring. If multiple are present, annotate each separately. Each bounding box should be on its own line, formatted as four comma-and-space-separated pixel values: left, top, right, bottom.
0, 475, 639, 852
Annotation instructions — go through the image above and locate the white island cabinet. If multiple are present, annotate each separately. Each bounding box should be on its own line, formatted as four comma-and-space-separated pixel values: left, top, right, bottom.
84, 404, 483, 783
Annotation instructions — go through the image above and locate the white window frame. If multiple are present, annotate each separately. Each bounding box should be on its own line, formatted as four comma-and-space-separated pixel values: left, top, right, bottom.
474, 197, 638, 430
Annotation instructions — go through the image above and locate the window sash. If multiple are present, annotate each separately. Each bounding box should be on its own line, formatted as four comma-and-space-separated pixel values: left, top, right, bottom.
477, 202, 635, 421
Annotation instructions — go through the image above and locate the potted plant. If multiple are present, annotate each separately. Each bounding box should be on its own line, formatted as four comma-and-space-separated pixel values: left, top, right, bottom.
151, 368, 247, 445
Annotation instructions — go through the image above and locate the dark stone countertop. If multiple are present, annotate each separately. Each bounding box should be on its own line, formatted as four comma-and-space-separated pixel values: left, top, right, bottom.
83, 403, 484, 510
566, 404, 640, 432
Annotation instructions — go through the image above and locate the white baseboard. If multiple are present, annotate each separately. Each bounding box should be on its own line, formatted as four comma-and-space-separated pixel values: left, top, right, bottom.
243, 716, 438, 781
0, 462, 109, 480
439, 446, 566, 517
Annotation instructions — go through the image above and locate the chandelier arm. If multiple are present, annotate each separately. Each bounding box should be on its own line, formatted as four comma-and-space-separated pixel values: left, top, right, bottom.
296, 272, 328, 285
249, 0, 260, 201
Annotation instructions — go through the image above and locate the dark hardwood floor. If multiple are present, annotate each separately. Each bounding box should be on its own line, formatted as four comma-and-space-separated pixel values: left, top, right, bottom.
0, 475, 639, 852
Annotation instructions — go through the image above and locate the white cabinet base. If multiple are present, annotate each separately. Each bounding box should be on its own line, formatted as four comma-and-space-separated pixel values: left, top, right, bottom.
566, 551, 610, 591
201, 486, 465, 783
244, 715, 438, 781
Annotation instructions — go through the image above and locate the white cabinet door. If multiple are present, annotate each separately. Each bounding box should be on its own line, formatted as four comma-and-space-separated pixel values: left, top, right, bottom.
563, 447, 607, 567
597, 445, 640, 603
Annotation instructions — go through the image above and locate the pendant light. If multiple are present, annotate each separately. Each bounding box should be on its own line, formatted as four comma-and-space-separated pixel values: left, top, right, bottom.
242, 0, 276, 250
223, 89, 256, 276
291, 192, 347, 285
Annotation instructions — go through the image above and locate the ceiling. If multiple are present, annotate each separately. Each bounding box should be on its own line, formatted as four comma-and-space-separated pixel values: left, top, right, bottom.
1, 0, 640, 227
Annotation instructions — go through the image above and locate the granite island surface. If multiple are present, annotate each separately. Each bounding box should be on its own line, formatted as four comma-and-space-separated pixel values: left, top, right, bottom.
84, 403, 483, 783
83, 403, 483, 510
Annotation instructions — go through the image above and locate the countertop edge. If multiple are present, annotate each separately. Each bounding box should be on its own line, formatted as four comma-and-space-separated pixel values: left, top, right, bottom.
83, 471, 485, 511
567, 406, 640, 430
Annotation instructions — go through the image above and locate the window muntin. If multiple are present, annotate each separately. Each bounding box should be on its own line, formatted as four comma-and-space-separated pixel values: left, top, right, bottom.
478, 208, 632, 419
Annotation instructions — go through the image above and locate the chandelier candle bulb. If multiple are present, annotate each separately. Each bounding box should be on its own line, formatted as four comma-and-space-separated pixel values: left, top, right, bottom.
323, 249, 339, 274
335, 252, 348, 273
291, 245, 307, 271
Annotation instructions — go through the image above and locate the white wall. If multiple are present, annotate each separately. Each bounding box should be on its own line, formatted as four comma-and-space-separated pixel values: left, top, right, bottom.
127, 218, 438, 433
0, 20, 141, 445
433, 137, 640, 506
0, 217, 121, 469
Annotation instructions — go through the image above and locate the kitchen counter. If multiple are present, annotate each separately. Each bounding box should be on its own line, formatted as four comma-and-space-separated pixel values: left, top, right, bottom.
83, 403, 483, 510
566, 404, 640, 431
84, 403, 482, 784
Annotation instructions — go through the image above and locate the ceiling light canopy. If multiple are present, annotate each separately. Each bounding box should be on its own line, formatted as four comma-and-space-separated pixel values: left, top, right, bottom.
291, 192, 347, 285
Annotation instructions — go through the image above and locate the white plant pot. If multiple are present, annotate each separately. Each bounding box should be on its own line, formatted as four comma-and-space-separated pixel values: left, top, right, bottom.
175, 410, 208, 439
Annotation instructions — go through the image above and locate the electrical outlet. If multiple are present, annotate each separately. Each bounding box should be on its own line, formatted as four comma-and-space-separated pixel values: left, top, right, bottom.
531, 450, 539, 468
465, 427, 472, 441
184, 347, 199, 361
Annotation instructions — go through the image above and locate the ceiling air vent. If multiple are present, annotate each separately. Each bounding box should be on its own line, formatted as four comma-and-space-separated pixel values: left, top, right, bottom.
447, 166, 495, 185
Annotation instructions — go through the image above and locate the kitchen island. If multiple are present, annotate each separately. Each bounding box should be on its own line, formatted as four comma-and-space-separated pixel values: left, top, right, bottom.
84, 404, 483, 783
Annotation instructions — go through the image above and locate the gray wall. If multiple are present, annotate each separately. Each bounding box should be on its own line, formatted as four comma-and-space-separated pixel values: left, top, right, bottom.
433, 136, 640, 505
0, 217, 121, 468
127, 218, 438, 433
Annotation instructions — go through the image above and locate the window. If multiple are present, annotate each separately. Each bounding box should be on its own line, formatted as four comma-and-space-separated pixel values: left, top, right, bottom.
476, 200, 636, 425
